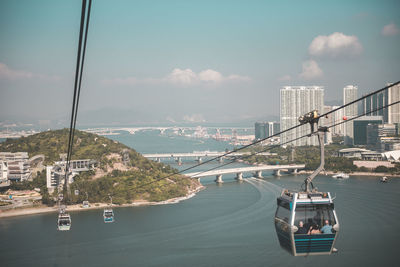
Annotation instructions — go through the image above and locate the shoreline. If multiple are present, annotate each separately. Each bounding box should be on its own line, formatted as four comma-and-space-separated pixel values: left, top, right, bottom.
0, 184, 205, 219
298, 170, 400, 177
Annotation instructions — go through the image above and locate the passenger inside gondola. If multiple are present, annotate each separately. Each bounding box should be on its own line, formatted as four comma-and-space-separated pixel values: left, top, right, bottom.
297, 221, 308, 234
308, 224, 321, 235
321, 220, 333, 234
294, 204, 336, 235
59, 219, 70, 226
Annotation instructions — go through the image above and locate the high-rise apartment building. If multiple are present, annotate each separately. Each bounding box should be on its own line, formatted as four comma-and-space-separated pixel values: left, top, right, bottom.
359, 90, 387, 121
322, 106, 333, 144
330, 105, 345, 136
280, 86, 324, 146
255, 122, 280, 140
343, 85, 358, 144
387, 83, 400, 124
359, 83, 399, 124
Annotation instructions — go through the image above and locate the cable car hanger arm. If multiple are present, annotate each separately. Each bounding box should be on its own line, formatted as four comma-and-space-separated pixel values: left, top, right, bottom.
298, 110, 328, 192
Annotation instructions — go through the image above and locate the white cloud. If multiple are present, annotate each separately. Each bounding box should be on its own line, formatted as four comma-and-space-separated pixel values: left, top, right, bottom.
299, 60, 323, 80
183, 114, 205, 123
382, 23, 399, 36
168, 68, 197, 85
0, 62, 60, 81
198, 69, 223, 82
103, 68, 251, 86
226, 74, 251, 82
309, 32, 363, 57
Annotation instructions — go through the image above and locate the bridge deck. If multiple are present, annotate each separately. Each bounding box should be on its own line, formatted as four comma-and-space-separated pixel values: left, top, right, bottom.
143, 152, 275, 158
184, 164, 305, 178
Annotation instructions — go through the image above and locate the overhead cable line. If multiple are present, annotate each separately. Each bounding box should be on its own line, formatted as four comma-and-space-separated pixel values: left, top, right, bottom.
188, 98, 400, 181
131, 87, 400, 192
64, 0, 92, 197
317, 81, 400, 121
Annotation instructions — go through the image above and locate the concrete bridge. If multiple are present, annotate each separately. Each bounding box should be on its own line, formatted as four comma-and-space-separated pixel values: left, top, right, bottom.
143, 151, 276, 163
184, 164, 305, 183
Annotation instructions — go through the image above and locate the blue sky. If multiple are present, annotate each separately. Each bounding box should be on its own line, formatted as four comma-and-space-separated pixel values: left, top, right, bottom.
0, 0, 399, 126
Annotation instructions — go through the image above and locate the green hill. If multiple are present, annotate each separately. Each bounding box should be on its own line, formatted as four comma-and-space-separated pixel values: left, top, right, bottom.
0, 129, 201, 205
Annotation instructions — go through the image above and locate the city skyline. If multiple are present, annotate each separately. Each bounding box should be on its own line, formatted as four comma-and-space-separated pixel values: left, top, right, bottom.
1, 0, 400, 126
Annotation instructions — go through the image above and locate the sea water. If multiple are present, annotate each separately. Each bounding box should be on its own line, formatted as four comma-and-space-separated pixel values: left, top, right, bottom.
0, 130, 399, 266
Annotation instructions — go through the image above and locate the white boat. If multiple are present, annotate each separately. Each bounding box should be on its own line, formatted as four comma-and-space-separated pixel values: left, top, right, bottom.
380, 176, 388, 183
332, 173, 349, 179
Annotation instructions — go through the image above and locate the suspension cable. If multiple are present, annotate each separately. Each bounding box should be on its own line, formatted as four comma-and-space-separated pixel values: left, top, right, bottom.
63, 0, 92, 200
131, 93, 400, 192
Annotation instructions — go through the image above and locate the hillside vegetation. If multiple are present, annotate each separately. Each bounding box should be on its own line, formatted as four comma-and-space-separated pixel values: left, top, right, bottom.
0, 129, 201, 204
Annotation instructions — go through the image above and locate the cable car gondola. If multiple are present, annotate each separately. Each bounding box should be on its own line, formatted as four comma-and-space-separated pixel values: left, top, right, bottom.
103, 195, 114, 223
275, 111, 339, 256
57, 205, 71, 231
103, 208, 114, 223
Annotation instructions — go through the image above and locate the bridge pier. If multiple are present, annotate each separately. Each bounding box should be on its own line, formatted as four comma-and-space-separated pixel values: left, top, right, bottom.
274, 169, 281, 176
215, 174, 223, 183
292, 168, 298, 174
235, 172, 243, 181
197, 156, 202, 163
176, 157, 182, 165
156, 157, 161, 163
255, 170, 263, 178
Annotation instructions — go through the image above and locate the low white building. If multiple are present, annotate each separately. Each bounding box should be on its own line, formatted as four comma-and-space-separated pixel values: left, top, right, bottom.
46, 159, 97, 193
381, 150, 400, 162
0, 152, 31, 182
0, 161, 8, 184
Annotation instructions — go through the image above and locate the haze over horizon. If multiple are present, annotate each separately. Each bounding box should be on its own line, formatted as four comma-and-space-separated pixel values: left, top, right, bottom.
1, 0, 399, 127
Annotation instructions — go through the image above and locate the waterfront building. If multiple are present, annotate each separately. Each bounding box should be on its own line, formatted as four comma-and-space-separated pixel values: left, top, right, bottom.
343, 85, 358, 145
255, 122, 280, 140
381, 150, 400, 162
367, 123, 399, 151
387, 83, 400, 124
353, 116, 383, 145
0, 152, 31, 181
280, 86, 324, 146
338, 148, 369, 158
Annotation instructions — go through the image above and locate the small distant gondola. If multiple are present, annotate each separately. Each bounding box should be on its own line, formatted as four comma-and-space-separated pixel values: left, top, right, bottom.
275, 110, 339, 256
103, 208, 114, 223
58, 211, 71, 231
103, 195, 114, 223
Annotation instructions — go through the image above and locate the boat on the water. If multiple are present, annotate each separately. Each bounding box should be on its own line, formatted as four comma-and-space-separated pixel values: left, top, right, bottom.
380, 176, 388, 183
332, 173, 349, 179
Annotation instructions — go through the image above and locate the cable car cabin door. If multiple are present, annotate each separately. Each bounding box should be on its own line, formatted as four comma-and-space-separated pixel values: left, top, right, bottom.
274, 198, 295, 255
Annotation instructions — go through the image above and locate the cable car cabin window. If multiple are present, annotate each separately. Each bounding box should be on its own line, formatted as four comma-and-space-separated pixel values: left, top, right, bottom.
276, 200, 291, 223
59, 219, 70, 226
294, 204, 335, 231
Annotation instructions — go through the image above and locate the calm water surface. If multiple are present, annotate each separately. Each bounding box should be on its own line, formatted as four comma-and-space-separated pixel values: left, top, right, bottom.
0, 131, 399, 266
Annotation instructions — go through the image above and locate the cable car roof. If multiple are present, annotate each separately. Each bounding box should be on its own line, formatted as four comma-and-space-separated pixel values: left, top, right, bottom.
278, 190, 333, 204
